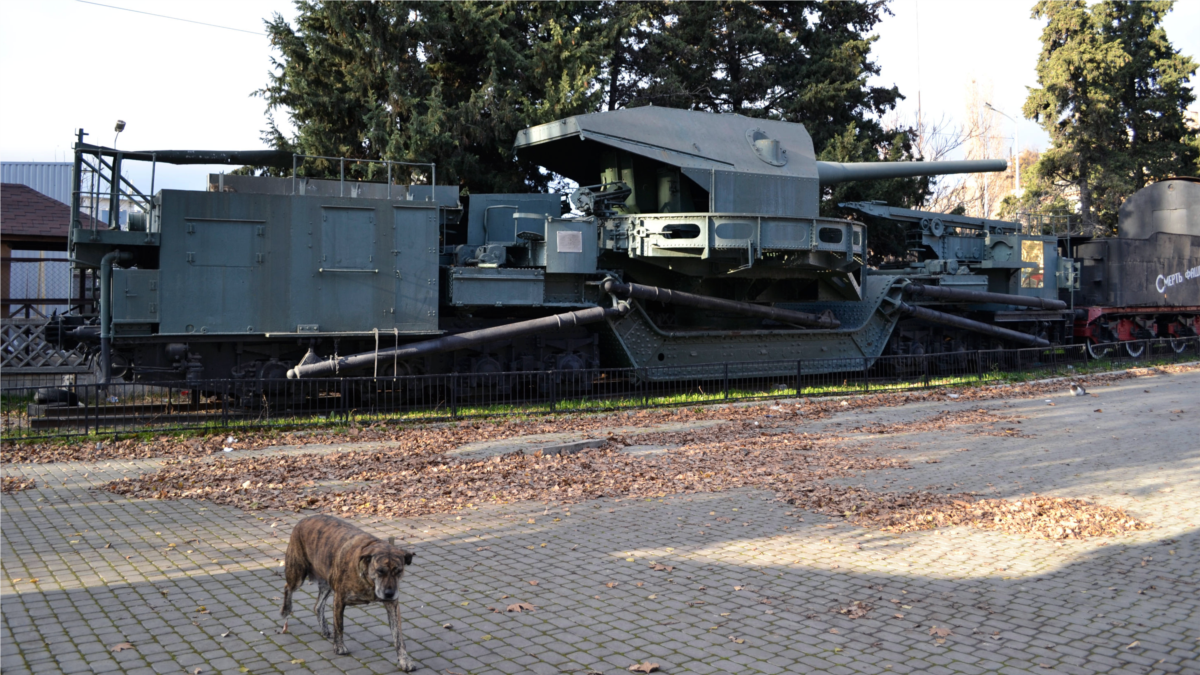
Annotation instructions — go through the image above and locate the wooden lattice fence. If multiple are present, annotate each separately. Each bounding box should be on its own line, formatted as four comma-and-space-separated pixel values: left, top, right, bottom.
1, 318, 89, 374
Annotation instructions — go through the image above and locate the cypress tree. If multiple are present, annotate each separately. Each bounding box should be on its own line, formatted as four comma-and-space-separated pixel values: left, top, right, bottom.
1023, 0, 1196, 232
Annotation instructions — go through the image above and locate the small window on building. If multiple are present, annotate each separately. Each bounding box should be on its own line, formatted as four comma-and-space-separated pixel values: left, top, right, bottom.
1020, 240, 1044, 288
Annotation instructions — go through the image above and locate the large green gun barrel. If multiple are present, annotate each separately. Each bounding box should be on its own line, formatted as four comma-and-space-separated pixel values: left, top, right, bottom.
816, 159, 1007, 185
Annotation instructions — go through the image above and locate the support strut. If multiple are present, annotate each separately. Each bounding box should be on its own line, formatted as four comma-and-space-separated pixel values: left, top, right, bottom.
899, 302, 1050, 347
904, 283, 1067, 310
287, 304, 630, 379
601, 279, 839, 329
99, 250, 134, 387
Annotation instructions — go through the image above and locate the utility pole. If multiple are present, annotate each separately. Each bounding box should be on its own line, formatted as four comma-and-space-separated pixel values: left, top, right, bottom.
985, 103, 1019, 194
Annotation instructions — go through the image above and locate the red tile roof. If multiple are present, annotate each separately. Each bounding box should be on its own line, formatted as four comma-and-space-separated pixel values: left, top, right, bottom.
1, 183, 99, 240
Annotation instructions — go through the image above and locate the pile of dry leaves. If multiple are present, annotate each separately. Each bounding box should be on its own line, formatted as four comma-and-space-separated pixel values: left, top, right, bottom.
107, 419, 905, 519
105, 395, 1153, 540
847, 408, 1027, 436
789, 484, 1151, 539
1, 475, 36, 494
868, 494, 1152, 539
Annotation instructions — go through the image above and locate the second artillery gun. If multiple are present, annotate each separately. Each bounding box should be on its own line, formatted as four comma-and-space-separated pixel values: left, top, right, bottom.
62, 106, 1073, 388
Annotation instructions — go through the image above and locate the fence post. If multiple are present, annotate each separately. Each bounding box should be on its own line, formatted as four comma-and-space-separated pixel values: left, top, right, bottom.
549, 370, 557, 413
863, 358, 869, 393
450, 375, 458, 419
723, 363, 730, 401
641, 368, 649, 407
222, 382, 229, 428
976, 352, 984, 383
922, 353, 930, 389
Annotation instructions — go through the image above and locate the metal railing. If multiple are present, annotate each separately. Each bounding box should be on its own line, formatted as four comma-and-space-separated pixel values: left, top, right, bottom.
290, 154, 435, 200
3, 337, 1196, 442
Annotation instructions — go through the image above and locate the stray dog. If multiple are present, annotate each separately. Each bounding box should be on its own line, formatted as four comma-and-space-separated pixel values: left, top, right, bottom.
281, 515, 416, 670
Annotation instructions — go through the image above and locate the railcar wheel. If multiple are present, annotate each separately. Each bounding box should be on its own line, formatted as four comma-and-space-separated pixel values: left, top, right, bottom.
1085, 341, 1112, 360
1168, 337, 1190, 354
1123, 341, 1145, 358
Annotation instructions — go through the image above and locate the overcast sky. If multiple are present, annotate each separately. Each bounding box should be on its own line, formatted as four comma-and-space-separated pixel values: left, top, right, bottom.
1, 0, 1197, 191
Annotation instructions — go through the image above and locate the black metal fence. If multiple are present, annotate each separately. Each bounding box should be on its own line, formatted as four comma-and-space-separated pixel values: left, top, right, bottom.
3, 337, 1196, 442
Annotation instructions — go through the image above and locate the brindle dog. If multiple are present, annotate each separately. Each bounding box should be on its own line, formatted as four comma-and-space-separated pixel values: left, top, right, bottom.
281, 515, 416, 671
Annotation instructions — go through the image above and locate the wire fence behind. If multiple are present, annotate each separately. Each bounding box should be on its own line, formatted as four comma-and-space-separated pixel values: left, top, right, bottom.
3, 338, 1197, 442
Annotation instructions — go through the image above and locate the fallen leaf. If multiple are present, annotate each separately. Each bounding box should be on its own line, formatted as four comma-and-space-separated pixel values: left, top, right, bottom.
290, 659, 305, 665
196, 606, 209, 614
651, 564, 674, 572
1125, 640, 1140, 650
628, 663, 660, 673
528, 580, 538, 586
893, 614, 904, 619
607, 582, 618, 588
730, 637, 745, 644
110, 642, 134, 652
835, 601, 872, 619
506, 602, 536, 612
929, 626, 952, 638
192, 668, 204, 675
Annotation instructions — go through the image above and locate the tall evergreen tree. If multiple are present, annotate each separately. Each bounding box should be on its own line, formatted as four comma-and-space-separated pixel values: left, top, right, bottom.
1023, 0, 1196, 232
610, 2, 902, 150
259, 1, 606, 192
1099, 1, 1198, 187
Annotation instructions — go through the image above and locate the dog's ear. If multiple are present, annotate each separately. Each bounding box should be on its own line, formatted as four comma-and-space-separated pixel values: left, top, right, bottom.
404, 551, 414, 566
358, 553, 373, 580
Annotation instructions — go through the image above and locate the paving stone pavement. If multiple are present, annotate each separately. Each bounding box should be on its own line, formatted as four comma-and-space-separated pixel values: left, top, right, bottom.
2, 370, 1198, 675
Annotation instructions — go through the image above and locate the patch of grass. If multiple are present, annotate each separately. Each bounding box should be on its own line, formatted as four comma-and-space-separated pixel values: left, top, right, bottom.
4, 347, 1194, 444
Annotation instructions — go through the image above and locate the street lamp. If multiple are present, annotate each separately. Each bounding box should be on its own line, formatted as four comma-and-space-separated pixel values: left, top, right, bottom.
984, 103, 1019, 194
113, 120, 126, 149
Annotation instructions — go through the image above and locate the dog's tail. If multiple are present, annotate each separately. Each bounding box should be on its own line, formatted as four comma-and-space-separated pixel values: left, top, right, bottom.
281, 526, 310, 622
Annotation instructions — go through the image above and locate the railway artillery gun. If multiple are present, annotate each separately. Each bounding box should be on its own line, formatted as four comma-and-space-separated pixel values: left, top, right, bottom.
60, 107, 1072, 396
